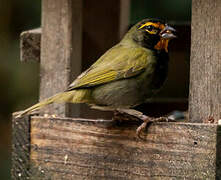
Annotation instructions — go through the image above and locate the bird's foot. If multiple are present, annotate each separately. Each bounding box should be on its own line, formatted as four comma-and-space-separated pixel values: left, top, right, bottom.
136, 116, 176, 140
107, 108, 177, 140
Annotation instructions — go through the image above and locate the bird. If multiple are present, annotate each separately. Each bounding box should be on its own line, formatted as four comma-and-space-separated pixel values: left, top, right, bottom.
15, 18, 176, 136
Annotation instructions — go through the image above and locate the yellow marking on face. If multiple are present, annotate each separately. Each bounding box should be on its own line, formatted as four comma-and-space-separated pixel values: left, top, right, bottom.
139, 22, 165, 30
139, 21, 170, 52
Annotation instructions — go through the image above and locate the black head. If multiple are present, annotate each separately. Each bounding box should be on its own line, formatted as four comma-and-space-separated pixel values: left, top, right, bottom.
131, 18, 176, 52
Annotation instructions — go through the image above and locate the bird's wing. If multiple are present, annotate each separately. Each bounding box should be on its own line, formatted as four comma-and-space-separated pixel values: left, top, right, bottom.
68, 45, 152, 90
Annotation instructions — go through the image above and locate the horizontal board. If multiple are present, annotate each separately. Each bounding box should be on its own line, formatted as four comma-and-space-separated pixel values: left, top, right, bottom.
29, 116, 220, 179
20, 28, 41, 62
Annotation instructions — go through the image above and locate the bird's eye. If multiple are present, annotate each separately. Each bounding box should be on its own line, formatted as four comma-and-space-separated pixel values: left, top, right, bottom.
146, 25, 154, 31
145, 25, 158, 34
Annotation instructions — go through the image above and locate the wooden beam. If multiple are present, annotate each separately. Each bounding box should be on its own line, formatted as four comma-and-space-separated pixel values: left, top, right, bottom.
20, 28, 41, 62
40, 0, 83, 117
11, 115, 31, 179
22, 116, 219, 179
189, 0, 221, 122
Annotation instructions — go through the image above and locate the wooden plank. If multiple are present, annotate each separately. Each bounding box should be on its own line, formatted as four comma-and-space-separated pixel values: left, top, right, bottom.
189, 0, 221, 122
20, 28, 41, 62
40, 0, 82, 117
29, 116, 220, 179
11, 115, 31, 179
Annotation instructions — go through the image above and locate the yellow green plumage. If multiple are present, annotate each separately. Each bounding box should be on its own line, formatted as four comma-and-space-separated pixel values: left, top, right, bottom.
16, 18, 176, 118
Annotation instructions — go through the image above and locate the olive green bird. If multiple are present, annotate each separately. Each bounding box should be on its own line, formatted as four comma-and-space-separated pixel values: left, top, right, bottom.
16, 19, 176, 120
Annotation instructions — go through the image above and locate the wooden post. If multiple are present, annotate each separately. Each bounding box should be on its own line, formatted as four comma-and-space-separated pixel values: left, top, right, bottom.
40, 0, 83, 117
189, 0, 221, 122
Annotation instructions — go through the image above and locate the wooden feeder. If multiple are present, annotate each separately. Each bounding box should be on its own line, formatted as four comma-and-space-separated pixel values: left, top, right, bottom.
12, 0, 221, 179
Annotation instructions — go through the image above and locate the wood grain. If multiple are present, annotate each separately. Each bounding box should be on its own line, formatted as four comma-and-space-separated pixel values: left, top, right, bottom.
189, 0, 221, 122
29, 116, 220, 179
20, 28, 41, 62
40, 0, 83, 117
11, 115, 31, 179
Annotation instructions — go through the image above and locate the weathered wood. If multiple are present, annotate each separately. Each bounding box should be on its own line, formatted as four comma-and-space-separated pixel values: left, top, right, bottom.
189, 0, 221, 123
20, 28, 41, 62
40, 0, 83, 117
11, 115, 31, 179
28, 116, 220, 179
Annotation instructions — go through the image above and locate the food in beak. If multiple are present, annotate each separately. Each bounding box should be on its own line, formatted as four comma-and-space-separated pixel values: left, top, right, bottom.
160, 25, 176, 39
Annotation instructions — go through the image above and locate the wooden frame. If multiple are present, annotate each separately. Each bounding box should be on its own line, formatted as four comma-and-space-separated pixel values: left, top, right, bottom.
189, 0, 221, 123
12, 0, 221, 179
12, 115, 221, 179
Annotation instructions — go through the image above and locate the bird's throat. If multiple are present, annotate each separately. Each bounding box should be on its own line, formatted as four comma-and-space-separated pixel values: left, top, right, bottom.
154, 39, 169, 52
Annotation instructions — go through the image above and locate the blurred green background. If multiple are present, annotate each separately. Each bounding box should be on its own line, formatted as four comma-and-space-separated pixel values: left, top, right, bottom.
0, 0, 40, 179
0, 0, 191, 179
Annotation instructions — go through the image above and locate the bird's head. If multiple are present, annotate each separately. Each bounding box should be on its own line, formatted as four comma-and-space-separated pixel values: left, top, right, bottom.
125, 19, 176, 52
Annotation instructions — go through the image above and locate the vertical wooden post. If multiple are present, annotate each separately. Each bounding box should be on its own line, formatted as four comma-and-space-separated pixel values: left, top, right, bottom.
189, 0, 221, 122
40, 0, 82, 117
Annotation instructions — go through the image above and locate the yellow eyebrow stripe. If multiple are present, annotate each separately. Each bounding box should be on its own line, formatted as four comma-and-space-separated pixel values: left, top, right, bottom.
139, 22, 165, 30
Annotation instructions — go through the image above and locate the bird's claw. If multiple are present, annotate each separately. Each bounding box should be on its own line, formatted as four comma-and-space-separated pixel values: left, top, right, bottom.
136, 116, 171, 140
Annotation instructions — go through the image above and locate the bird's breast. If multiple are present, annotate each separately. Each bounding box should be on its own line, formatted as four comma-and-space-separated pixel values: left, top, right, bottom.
91, 51, 169, 108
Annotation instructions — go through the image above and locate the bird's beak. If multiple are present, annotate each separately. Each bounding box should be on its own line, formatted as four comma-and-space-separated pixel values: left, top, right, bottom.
160, 25, 176, 39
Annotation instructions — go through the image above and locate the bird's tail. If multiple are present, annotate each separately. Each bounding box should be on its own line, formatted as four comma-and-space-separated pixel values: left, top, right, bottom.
14, 89, 90, 118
